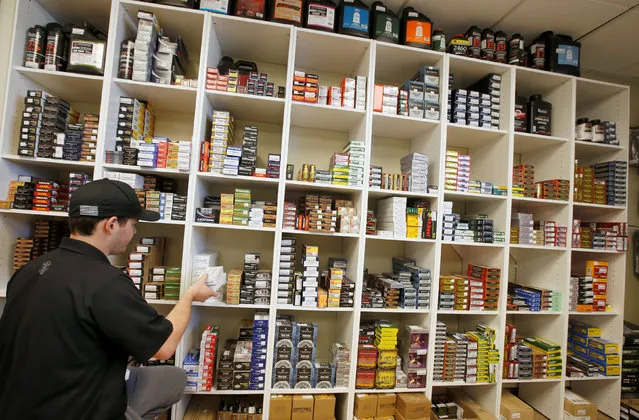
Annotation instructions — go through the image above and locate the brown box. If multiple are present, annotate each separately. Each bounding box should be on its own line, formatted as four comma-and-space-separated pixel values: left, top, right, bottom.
270, 395, 293, 420
395, 410, 428, 420
376, 393, 397, 417
450, 389, 496, 420
292, 395, 314, 420
500, 391, 534, 420
313, 394, 336, 420
564, 390, 597, 419
354, 394, 378, 418
396, 394, 432, 419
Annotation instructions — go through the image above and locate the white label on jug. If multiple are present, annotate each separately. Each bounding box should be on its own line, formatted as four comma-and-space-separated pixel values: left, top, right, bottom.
307, 3, 336, 29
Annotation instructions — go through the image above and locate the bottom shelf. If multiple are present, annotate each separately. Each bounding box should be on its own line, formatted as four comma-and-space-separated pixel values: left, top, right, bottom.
354, 388, 425, 394
185, 389, 264, 395
271, 387, 350, 395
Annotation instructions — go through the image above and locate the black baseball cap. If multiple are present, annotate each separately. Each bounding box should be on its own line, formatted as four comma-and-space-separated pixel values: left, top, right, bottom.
68, 178, 160, 221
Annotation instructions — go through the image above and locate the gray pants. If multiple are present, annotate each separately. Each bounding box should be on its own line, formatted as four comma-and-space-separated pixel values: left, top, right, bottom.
125, 366, 187, 420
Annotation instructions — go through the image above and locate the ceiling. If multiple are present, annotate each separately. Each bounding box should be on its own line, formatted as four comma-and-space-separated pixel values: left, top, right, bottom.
369, 0, 639, 82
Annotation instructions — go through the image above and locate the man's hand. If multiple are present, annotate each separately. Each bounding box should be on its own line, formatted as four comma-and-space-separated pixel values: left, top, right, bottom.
188, 272, 218, 302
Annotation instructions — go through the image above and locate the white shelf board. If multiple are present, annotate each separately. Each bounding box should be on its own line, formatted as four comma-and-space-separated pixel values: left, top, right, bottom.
505, 311, 562, 316
374, 42, 444, 84
139, 219, 186, 226
565, 375, 619, 381
444, 191, 507, 202
354, 388, 424, 394
16, 67, 104, 102
285, 180, 362, 193
576, 77, 627, 108
502, 378, 562, 384
512, 196, 570, 208
365, 235, 436, 244
290, 102, 366, 132
211, 13, 291, 66
573, 202, 626, 210
513, 132, 570, 154
2, 154, 95, 170
102, 163, 190, 178
37, 0, 111, 33
371, 112, 439, 139
197, 172, 280, 187
569, 311, 619, 316
193, 222, 276, 233
114, 79, 197, 114
571, 248, 625, 254
186, 389, 264, 395
147, 299, 178, 305
432, 381, 495, 387
515, 67, 573, 93
574, 141, 624, 158
294, 28, 371, 75
0, 208, 67, 218
509, 244, 568, 251
441, 241, 505, 248
367, 189, 438, 200
205, 90, 285, 123
193, 301, 270, 310
360, 307, 430, 314
277, 305, 353, 312
446, 124, 507, 148
437, 310, 499, 316
448, 54, 511, 77
282, 229, 360, 239
271, 387, 350, 395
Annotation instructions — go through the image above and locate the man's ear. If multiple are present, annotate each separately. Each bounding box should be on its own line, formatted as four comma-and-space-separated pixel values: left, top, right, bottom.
102, 216, 120, 234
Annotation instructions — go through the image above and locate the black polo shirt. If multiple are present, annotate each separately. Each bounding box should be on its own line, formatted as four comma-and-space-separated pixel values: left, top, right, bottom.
0, 237, 173, 420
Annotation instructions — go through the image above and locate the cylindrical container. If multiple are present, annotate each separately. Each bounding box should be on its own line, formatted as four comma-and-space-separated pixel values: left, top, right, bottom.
44, 23, 67, 71
576, 118, 593, 142
432, 28, 446, 52
118, 40, 135, 80
337, 0, 370, 38
370, 1, 399, 44
400, 7, 432, 49
514, 95, 527, 133
309, 164, 316, 182
447, 33, 470, 56
508, 33, 525, 66
305, 0, 337, 32
494, 31, 507, 63
302, 164, 310, 181
480, 28, 495, 61
591, 120, 605, 143
528, 38, 545, 70
24, 25, 46, 69
270, 0, 304, 26
235, 0, 268, 19
465, 25, 481, 58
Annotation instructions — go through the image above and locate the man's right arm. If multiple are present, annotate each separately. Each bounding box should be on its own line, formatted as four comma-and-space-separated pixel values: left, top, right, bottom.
153, 274, 216, 360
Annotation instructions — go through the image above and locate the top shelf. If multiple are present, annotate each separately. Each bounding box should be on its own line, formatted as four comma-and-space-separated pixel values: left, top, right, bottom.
294, 28, 371, 76
37, 0, 111, 33
514, 67, 573, 96
211, 13, 291, 66
576, 77, 628, 109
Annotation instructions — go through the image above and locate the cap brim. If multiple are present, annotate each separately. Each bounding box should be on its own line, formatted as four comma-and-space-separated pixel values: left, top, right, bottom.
138, 209, 161, 222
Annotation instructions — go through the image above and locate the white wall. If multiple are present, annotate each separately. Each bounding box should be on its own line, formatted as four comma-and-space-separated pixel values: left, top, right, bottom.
0, 0, 17, 128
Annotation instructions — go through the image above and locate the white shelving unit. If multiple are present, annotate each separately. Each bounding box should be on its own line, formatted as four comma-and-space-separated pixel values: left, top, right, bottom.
0, 1, 630, 419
